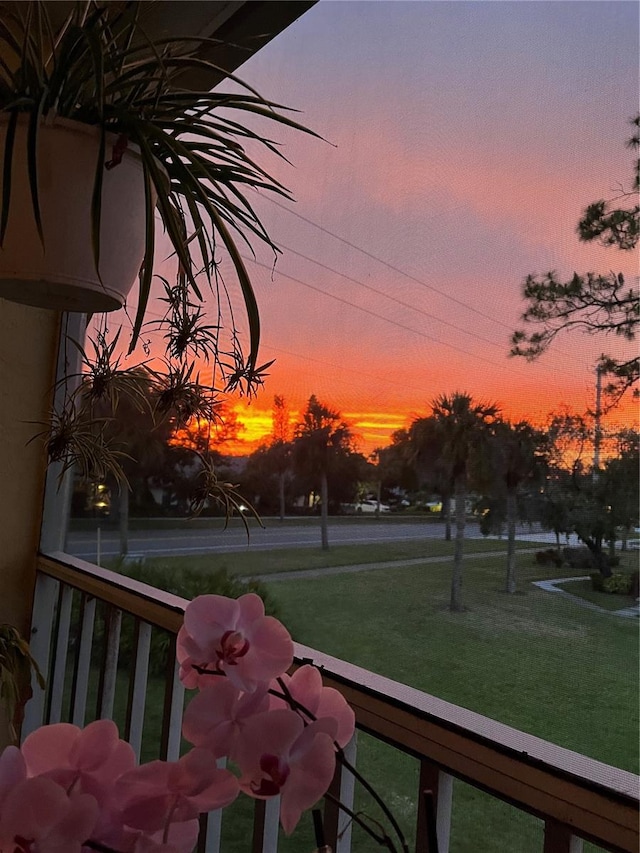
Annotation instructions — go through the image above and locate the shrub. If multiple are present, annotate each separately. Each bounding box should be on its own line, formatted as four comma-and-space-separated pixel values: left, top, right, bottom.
564, 547, 620, 571
535, 548, 563, 568
590, 572, 605, 592
590, 571, 636, 596
85, 561, 281, 677
563, 547, 596, 569
120, 560, 280, 618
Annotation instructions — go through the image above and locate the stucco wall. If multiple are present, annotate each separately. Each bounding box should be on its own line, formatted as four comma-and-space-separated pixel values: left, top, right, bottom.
0, 299, 60, 635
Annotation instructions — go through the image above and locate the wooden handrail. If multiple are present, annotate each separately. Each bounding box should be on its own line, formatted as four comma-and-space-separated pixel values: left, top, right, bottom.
39, 552, 186, 631
36, 552, 639, 852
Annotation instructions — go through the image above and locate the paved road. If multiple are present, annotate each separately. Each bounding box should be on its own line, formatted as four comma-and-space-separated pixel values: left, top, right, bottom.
65, 520, 571, 561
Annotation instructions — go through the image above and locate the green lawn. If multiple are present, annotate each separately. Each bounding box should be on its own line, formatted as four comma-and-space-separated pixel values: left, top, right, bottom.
556, 574, 638, 611
131, 536, 539, 578
262, 551, 638, 853
96, 541, 637, 853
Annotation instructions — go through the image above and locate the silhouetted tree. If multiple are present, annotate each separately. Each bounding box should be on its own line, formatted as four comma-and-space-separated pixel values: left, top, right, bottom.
407, 416, 454, 540
293, 395, 355, 550
512, 115, 639, 406
270, 395, 292, 521
478, 420, 546, 593
430, 392, 500, 611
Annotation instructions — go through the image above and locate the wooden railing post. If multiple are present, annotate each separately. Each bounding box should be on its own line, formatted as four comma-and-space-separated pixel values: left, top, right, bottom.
323, 733, 357, 853
124, 620, 152, 761
69, 594, 96, 726
543, 820, 584, 853
160, 642, 185, 761
22, 573, 59, 738
96, 605, 122, 720
251, 796, 280, 853
48, 584, 74, 723
416, 761, 452, 853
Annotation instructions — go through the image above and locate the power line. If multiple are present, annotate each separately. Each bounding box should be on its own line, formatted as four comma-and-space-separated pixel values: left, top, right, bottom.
264, 196, 520, 331
277, 240, 588, 367
263, 194, 583, 363
241, 254, 582, 385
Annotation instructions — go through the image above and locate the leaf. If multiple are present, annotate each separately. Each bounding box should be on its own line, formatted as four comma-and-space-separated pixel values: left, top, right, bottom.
26, 93, 45, 245
90, 124, 106, 277
0, 108, 18, 246
129, 160, 156, 354
210, 211, 261, 371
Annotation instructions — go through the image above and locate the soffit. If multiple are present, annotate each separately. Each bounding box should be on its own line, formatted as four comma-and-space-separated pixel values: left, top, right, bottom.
1, 2, 317, 87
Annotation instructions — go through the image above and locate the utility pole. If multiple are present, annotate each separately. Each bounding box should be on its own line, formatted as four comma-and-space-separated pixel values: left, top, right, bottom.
592, 365, 602, 481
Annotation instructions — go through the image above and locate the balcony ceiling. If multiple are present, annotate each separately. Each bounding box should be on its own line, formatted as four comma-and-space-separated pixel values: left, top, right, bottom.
3, 1, 317, 88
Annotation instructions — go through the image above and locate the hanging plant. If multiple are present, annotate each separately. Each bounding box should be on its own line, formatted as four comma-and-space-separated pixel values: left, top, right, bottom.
0, 1, 317, 378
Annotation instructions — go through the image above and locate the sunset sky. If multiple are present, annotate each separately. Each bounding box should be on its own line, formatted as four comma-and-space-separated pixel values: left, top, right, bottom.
107, 1, 639, 456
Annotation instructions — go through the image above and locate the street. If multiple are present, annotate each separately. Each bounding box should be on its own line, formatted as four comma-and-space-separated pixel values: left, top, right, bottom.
65, 519, 570, 561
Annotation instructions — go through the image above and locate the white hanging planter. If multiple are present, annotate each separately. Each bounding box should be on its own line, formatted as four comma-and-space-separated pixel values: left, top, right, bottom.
0, 116, 155, 313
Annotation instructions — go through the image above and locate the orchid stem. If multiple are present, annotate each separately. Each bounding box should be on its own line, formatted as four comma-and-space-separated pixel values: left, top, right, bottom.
272, 678, 410, 853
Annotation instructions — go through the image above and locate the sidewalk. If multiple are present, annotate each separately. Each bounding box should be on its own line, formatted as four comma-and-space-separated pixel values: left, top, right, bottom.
533, 577, 640, 619
253, 548, 539, 582
255, 553, 640, 620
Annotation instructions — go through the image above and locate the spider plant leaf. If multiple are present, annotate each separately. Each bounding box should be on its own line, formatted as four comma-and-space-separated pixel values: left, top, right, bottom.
0, 15, 24, 59
90, 125, 106, 278
210, 210, 261, 371
26, 94, 45, 246
134, 131, 200, 294
129, 160, 156, 354
0, 109, 18, 247
136, 126, 220, 271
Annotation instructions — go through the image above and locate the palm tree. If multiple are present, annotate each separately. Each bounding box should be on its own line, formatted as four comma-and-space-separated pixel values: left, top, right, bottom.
270, 395, 292, 522
431, 392, 500, 611
407, 416, 454, 539
483, 420, 545, 593
293, 395, 354, 550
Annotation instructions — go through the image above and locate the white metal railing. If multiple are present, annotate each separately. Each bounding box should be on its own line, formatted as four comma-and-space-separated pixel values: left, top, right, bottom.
25, 552, 640, 853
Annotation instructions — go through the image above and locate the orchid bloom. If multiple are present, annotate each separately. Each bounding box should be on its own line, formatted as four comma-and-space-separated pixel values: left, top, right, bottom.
270, 665, 356, 748
177, 593, 293, 692
114, 749, 239, 833
21, 719, 135, 806
0, 746, 98, 853
234, 709, 337, 835
181, 679, 270, 759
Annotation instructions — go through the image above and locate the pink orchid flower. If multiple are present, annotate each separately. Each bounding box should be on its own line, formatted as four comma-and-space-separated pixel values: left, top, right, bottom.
270, 665, 356, 748
110, 819, 199, 853
182, 679, 270, 759
177, 593, 293, 692
114, 749, 239, 833
234, 709, 336, 835
21, 719, 135, 805
0, 747, 98, 853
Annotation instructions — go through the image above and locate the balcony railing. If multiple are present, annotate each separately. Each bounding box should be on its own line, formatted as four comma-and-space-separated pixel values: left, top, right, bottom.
23, 552, 639, 853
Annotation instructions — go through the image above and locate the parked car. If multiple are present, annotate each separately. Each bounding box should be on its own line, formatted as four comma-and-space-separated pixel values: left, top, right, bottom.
355, 499, 390, 513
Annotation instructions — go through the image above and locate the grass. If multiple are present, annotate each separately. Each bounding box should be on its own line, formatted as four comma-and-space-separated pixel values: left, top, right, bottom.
83, 540, 637, 853
556, 577, 638, 611
127, 536, 539, 578
262, 550, 638, 853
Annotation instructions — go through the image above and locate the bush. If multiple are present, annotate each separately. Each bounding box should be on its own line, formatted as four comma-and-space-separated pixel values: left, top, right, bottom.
590, 572, 605, 592
120, 560, 280, 618
590, 571, 636, 596
535, 548, 563, 568
86, 560, 281, 677
563, 548, 620, 571
563, 547, 596, 569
